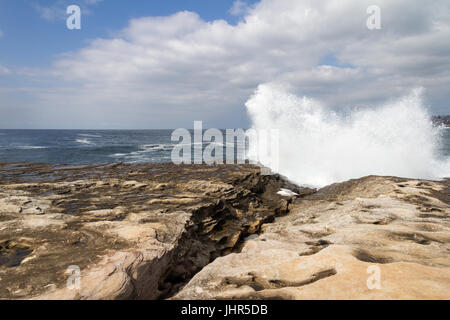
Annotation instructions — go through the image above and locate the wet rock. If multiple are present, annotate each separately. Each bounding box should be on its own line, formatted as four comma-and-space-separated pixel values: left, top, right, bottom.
0, 162, 296, 299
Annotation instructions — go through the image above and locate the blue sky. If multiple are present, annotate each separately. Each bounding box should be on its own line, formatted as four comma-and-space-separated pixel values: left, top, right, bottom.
0, 0, 449, 129
0, 0, 258, 68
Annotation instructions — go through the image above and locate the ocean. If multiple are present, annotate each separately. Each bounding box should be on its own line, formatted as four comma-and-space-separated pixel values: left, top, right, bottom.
0, 128, 449, 164
0, 129, 250, 164
439, 127, 450, 156
0, 127, 449, 185
0, 129, 176, 164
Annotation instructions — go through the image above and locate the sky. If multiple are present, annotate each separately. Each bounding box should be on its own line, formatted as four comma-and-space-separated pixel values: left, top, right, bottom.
0, 0, 449, 129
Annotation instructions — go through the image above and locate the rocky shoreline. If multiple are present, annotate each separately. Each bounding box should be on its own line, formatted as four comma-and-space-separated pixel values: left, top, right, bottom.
0, 162, 310, 299
0, 162, 449, 299
432, 115, 450, 127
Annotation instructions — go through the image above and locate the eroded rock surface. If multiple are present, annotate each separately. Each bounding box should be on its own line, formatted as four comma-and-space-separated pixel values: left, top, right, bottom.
1, 162, 449, 300
174, 176, 450, 300
0, 162, 303, 299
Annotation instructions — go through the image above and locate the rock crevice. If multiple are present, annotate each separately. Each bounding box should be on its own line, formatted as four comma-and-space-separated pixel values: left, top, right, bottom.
0, 163, 308, 299
1, 163, 448, 300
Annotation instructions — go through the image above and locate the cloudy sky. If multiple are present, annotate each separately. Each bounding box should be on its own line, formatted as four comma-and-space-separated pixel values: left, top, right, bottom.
0, 0, 449, 129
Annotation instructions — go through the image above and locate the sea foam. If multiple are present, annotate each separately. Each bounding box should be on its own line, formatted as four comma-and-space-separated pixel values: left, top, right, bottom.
246, 84, 450, 187
76, 138, 92, 145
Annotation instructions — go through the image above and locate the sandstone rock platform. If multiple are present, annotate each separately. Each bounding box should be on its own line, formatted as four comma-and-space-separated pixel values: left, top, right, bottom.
0, 162, 301, 299
174, 176, 450, 300
0, 162, 448, 300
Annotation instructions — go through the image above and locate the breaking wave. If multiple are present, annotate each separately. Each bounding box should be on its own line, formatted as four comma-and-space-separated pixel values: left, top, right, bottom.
78, 133, 102, 138
245, 84, 450, 187
76, 138, 93, 145
16, 146, 48, 150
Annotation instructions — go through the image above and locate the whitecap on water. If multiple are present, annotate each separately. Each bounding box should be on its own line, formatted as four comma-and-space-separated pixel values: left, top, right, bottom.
76, 138, 93, 145
16, 146, 48, 150
78, 133, 102, 138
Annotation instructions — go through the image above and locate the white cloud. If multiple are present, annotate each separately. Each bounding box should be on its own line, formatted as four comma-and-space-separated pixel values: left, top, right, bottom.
5, 0, 450, 128
229, 0, 250, 16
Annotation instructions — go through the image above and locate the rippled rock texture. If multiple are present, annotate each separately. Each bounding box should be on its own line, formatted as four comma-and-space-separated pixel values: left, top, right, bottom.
0, 162, 302, 299
174, 176, 450, 300
0, 163, 449, 300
